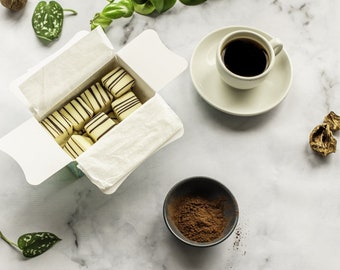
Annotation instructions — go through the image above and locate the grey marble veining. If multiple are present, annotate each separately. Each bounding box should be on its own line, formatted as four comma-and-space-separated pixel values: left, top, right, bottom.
1, 0, 340, 269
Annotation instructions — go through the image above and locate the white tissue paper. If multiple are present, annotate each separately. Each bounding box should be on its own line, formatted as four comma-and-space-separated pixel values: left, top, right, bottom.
15, 28, 114, 120
77, 94, 184, 194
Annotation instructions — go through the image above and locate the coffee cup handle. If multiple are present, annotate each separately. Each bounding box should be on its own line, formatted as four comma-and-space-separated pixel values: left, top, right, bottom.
270, 38, 283, 55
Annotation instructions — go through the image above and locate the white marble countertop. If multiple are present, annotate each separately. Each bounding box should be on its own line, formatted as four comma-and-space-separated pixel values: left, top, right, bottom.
1, 0, 340, 269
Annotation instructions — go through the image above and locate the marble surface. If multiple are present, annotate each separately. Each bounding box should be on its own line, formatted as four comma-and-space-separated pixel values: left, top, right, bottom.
1, 0, 340, 269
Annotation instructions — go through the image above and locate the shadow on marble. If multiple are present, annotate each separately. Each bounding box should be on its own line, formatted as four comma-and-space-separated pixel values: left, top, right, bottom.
163, 231, 233, 268
192, 85, 283, 131
304, 143, 335, 168
1, 6, 26, 21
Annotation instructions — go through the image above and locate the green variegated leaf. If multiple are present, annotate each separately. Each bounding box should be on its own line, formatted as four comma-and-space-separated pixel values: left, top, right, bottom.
17, 232, 61, 258
32, 1, 64, 42
32, 1, 77, 42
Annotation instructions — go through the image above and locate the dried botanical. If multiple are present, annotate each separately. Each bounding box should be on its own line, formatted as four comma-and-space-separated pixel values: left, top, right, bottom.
323, 111, 340, 132
0, 0, 27, 11
309, 123, 337, 157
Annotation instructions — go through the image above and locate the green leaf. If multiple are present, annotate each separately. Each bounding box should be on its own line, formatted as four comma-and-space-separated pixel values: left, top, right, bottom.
102, 0, 134, 19
90, 12, 113, 30
132, 1, 155, 15
133, 0, 147, 4
132, 0, 176, 14
179, 0, 206, 5
149, 0, 164, 13
91, 0, 134, 30
32, 1, 64, 42
17, 232, 61, 258
160, 0, 176, 12
32, 1, 77, 42
92, 0, 204, 31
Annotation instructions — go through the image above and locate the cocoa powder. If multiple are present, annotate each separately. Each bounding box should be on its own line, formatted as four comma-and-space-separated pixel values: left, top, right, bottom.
168, 195, 227, 242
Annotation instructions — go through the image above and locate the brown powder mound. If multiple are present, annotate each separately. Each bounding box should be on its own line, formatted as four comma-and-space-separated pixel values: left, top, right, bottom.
168, 195, 227, 242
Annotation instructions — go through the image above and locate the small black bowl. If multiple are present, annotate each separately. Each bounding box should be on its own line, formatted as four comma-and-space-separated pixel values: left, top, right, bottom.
163, 176, 239, 248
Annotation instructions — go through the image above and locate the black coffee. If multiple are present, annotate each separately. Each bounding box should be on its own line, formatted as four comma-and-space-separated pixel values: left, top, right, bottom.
222, 38, 268, 77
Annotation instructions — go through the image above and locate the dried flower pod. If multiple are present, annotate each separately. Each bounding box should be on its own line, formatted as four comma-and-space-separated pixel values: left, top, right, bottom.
323, 111, 340, 132
309, 123, 337, 157
1, 0, 27, 11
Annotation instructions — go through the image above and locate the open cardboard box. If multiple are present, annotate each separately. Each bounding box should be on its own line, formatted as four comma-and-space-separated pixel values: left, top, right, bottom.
0, 27, 187, 194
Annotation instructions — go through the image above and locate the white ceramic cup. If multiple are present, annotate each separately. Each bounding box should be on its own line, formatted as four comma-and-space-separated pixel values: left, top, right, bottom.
216, 30, 283, 90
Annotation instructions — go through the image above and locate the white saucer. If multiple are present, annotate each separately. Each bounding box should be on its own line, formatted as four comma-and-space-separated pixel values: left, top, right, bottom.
190, 26, 293, 116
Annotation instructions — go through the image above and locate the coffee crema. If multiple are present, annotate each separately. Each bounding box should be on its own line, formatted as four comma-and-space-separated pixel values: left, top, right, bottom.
222, 38, 268, 77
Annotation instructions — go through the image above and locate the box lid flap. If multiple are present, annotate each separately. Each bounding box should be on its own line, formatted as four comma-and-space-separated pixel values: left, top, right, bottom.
13, 27, 115, 120
0, 118, 72, 185
118, 29, 187, 92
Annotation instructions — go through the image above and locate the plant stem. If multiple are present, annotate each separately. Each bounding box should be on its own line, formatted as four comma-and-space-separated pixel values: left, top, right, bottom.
0, 231, 20, 251
63, 8, 77, 15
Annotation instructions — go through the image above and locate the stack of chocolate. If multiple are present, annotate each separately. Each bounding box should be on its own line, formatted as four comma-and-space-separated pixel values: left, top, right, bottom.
40, 66, 142, 159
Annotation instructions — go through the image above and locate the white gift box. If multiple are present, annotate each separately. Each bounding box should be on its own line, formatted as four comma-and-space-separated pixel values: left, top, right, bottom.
0, 27, 187, 194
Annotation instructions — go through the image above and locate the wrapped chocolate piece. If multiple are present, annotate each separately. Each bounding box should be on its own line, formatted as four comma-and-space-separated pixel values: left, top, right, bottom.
101, 66, 135, 98
111, 91, 142, 121
60, 97, 94, 131
63, 134, 94, 159
41, 111, 73, 146
80, 82, 113, 114
84, 112, 116, 142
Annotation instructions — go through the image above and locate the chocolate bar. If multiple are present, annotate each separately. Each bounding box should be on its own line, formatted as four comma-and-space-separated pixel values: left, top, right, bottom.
80, 82, 113, 114
41, 111, 73, 146
84, 112, 116, 142
60, 97, 94, 131
102, 67, 135, 98
111, 91, 142, 121
63, 134, 94, 159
